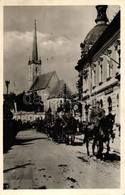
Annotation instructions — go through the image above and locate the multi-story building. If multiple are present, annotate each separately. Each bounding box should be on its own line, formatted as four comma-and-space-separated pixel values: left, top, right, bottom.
75, 5, 120, 124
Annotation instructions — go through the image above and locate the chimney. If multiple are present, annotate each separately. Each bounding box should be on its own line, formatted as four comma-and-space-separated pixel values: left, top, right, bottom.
95, 5, 109, 24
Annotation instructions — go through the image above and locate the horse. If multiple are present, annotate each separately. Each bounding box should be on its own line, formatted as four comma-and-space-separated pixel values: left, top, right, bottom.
97, 113, 116, 159
65, 116, 77, 145
83, 113, 115, 158
83, 122, 99, 156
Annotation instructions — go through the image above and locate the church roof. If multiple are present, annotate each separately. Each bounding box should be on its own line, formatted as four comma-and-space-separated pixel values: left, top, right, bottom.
48, 80, 72, 99
29, 71, 55, 91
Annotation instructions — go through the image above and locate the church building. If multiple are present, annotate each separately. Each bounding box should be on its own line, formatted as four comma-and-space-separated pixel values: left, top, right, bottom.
28, 21, 72, 113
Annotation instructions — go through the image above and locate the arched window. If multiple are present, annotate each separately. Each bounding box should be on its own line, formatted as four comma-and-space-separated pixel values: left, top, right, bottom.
36, 67, 38, 74
106, 49, 113, 78
117, 94, 119, 108
98, 57, 103, 83
107, 96, 112, 112
116, 94, 120, 124
92, 99, 95, 107
92, 64, 96, 87
100, 99, 103, 108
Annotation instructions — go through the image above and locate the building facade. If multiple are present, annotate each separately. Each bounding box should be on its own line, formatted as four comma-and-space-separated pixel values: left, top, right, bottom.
75, 5, 120, 124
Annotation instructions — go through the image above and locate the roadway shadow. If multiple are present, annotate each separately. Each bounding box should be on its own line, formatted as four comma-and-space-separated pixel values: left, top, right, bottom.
15, 137, 47, 144
3, 162, 35, 173
3, 137, 47, 154
103, 152, 120, 162
54, 140, 67, 145
72, 141, 83, 146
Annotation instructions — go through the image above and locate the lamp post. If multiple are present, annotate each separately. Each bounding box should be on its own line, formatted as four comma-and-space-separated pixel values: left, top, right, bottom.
5, 80, 10, 95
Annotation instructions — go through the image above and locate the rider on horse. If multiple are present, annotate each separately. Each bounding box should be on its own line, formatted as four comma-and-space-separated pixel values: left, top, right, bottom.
83, 101, 105, 141
90, 101, 105, 129
89, 100, 105, 156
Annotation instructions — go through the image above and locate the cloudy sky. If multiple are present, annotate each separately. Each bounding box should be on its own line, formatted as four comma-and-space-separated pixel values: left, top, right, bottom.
4, 5, 120, 94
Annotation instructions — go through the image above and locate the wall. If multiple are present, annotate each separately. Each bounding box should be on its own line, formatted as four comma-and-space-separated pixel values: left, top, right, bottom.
28, 63, 41, 89
47, 98, 64, 113
13, 111, 45, 122
81, 36, 120, 124
38, 72, 59, 111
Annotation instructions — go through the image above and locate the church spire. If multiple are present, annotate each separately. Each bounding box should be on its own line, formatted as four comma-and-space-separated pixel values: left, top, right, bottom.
28, 20, 41, 65
32, 20, 38, 63
28, 20, 41, 88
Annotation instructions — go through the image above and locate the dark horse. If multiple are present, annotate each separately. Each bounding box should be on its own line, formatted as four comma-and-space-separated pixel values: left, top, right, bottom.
97, 113, 116, 159
84, 113, 115, 158
83, 122, 98, 156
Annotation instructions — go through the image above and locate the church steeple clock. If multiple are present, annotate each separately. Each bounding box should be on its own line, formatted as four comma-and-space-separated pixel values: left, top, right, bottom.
28, 20, 41, 88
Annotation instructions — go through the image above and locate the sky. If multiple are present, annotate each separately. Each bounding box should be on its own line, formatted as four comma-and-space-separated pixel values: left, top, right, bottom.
4, 5, 120, 94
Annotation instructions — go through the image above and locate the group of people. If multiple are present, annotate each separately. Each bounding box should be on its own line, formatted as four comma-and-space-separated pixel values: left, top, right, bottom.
3, 97, 117, 158
36, 112, 78, 144
35, 100, 116, 151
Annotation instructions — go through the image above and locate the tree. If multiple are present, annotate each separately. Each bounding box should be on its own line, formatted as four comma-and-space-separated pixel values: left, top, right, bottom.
76, 74, 83, 100
15, 91, 44, 112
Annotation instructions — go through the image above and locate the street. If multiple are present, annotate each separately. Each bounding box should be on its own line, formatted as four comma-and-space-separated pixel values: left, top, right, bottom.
4, 129, 120, 189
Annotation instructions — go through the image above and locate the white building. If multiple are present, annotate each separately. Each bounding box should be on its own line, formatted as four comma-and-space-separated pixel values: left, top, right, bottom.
75, 5, 120, 125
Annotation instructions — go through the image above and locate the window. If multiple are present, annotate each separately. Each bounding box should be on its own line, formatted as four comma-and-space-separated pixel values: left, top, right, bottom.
117, 94, 119, 108
83, 69, 88, 92
98, 57, 103, 83
94, 69, 96, 86
92, 99, 96, 107
115, 39, 120, 69
107, 96, 112, 112
100, 99, 103, 108
36, 67, 38, 74
106, 50, 113, 79
116, 94, 120, 124
92, 64, 96, 87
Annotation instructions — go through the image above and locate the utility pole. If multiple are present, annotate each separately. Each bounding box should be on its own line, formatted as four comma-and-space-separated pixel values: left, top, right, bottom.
5, 80, 10, 95
64, 83, 66, 102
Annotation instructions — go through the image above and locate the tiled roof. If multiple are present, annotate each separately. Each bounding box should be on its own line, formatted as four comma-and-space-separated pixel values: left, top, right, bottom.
48, 80, 72, 99
29, 71, 55, 91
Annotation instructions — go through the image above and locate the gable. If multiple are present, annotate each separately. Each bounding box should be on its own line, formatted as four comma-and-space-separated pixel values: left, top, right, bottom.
48, 80, 72, 99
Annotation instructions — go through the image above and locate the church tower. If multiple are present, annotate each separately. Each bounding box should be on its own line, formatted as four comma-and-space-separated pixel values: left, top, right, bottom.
28, 20, 41, 88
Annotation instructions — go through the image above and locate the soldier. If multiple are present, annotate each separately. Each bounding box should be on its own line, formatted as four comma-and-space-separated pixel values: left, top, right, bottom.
53, 115, 63, 142
66, 114, 77, 145
90, 100, 105, 127
89, 100, 105, 156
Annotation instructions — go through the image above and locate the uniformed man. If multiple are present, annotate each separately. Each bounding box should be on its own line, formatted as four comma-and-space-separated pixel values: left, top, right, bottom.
90, 100, 105, 127
89, 100, 105, 156
66, 114, 77, 145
